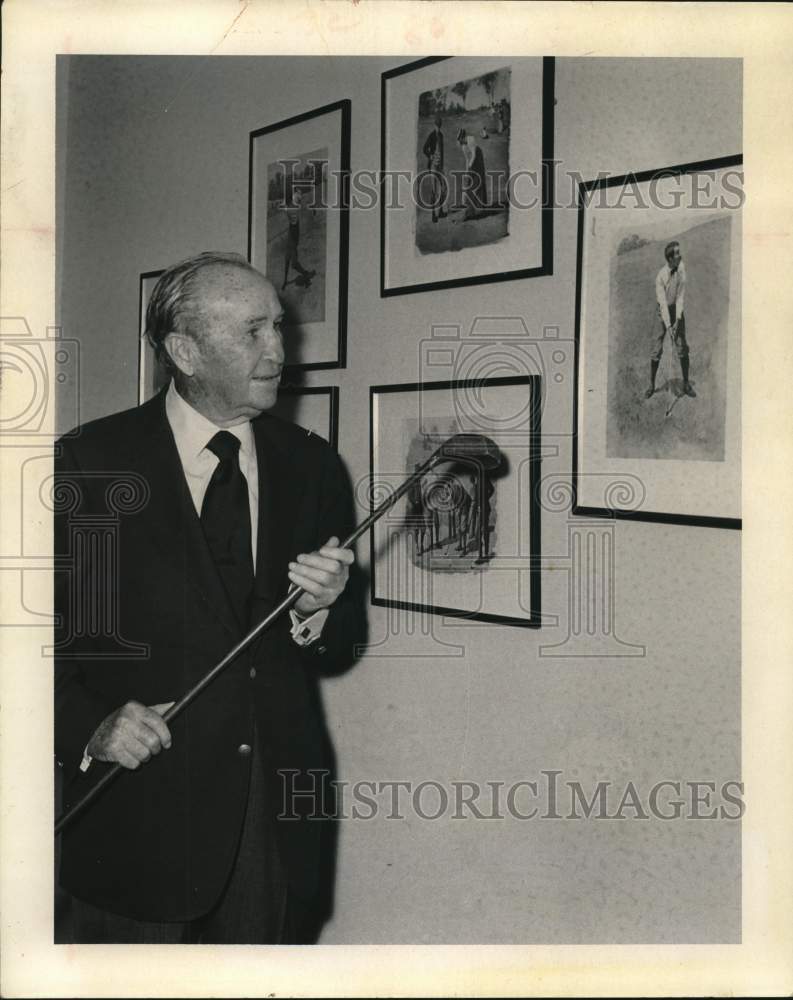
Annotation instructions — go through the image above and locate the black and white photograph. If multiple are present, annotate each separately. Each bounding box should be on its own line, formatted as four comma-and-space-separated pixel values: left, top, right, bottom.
574, 158, 742, 527
2, 5, 791, 997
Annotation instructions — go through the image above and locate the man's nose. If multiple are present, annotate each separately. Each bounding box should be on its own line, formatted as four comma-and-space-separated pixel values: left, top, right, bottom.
267, 326, 286, 365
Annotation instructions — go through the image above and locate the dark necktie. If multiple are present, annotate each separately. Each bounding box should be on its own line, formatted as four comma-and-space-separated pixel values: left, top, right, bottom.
201, 430, 255, 623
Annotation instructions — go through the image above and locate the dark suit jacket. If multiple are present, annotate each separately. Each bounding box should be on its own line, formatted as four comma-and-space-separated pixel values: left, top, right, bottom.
422, 127, 444, 171
54, 390, 363, 922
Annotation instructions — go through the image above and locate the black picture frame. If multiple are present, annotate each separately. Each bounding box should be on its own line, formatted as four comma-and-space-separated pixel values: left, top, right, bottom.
248, 99, 350, 372
269, 385, 339, 451
138, 268, 168, 404
370, 375, 542, 627
572, 155, 743, 530
380, 56, 554, 297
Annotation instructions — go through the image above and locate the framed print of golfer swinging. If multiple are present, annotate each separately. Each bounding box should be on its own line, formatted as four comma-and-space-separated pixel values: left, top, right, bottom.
248, 99, 350, 371
380, 56, 554, 296
572, 155, 742, 529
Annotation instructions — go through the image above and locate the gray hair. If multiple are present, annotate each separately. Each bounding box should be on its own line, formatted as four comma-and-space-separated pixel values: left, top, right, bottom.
145, 251, 255, 371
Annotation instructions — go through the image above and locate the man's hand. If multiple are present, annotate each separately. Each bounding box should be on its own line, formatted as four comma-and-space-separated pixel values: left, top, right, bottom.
289, 536, 353, 617
87, 701, 174, 771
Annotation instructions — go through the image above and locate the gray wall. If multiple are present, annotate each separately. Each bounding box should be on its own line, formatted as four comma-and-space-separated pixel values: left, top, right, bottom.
57, 56, 741, 943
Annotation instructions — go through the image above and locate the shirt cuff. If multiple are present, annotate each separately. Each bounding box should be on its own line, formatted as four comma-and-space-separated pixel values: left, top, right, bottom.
289, 608, 329, 646
79, 745, 93, 773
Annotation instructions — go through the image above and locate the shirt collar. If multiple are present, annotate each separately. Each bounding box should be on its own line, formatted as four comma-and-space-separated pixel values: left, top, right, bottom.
165, 381, 254, 471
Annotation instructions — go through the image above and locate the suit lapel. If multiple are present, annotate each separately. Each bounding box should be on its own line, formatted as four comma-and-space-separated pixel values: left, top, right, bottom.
130, 392, 240, 639
252, 415, 306, 604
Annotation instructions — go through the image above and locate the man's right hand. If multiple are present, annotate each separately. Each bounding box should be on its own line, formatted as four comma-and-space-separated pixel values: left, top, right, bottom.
87, 701, 174, 770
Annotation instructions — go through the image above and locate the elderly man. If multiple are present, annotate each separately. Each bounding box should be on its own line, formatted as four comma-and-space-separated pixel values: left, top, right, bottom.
55, 251, 363, 943
647, 240, 696, 400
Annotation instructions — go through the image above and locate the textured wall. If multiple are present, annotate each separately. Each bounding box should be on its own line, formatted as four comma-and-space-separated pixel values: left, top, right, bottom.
57, 55, 741, 943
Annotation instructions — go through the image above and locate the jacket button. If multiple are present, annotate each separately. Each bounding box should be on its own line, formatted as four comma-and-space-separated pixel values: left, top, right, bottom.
249, 667, 257, 679
237, 744, 252, 756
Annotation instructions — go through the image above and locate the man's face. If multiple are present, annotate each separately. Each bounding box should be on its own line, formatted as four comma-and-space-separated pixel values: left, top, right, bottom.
668, 245, 682, 271
185, 265, 285, 425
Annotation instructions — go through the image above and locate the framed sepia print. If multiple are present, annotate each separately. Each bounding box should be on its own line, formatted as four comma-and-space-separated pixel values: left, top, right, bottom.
138, 268, 169, 404
380, 56, 554, 296
573, 155, 742, 529
269, 385, 339, 450
248, 99, 350, 372
370, 376, 541, 626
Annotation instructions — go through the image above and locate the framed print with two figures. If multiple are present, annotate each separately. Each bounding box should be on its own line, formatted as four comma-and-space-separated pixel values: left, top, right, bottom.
381, 56, 554, 296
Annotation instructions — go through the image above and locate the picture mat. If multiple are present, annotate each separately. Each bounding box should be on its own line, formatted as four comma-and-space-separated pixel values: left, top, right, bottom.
372, 381, 537, 622
250, 109, 342, 367
577, 168, 741, 520
384, 56, 544, 289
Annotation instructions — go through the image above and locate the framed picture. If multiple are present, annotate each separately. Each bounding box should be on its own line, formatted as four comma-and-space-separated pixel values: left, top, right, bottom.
138, 269, 169, 404
573, 155, 742, 529
370, 376, 541, 627
269, 385, 339, 450
248, 99, 350, 372
380, 56, 554, 296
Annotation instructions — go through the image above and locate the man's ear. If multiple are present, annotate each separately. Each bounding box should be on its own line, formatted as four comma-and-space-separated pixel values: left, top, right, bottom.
164, 331, 197, 377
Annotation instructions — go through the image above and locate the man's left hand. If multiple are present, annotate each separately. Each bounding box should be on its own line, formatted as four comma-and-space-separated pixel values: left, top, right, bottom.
288, 536, 353, 617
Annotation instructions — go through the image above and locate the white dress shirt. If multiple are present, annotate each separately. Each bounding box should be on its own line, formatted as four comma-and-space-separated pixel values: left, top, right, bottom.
166, 381, 260, 563
655, 260, 686, 329
164, 382, 327, 641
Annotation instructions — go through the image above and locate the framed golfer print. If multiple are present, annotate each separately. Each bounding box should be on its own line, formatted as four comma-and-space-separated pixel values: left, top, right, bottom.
370, 376, 541, 627
573, 155, 743, 529
248, 99, 350, 372
380, 56, 554, 296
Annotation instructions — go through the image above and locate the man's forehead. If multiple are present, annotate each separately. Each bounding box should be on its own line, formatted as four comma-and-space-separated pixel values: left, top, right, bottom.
193, 265, 278, 308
